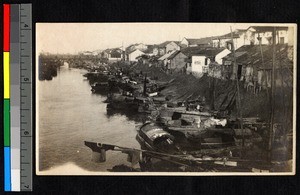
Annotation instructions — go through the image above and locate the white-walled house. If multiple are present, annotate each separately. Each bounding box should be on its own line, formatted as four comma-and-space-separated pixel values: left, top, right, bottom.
212, 26, 290, 51
186, 48, 231, 75
191, 56, 210, 74
212, 30, 249, 50
128, 49, 145, 62
246, 26, 289, 45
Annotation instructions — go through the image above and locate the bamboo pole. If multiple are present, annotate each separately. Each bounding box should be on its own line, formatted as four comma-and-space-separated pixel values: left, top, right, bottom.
230, 27, 245, 148
268, 27, 276, 162
143, 73, 147, 96
277, 31, 288, 133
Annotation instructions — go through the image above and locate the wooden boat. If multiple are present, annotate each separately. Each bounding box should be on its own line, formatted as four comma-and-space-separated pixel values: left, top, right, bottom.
91, 82, 109, 93
136, 122, 177, 153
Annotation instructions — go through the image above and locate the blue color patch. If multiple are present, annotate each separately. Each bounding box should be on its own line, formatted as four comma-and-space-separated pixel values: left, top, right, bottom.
4, 147, 11, 191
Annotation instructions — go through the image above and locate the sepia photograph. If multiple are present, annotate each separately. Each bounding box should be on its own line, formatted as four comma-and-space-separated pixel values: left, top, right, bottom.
36, 23, 296, 175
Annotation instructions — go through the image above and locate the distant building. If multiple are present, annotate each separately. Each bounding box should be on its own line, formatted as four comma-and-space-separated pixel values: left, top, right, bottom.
80, 51, 93, 56
212, 26, 290, 51
92, 50, 101, 56
109, 48, 123, 60
143, 45, 155, 56
245, 26, 289, 45
165, 41, 181, 53
127, 49, 145, 62
180, 37, 213, 47
158, 50, 177, 66
153, 41, 182, 56
126, 43, 148, 54
153, 46, 162, 56
166, 51, 188, 72
212, 29, 248, 50
100, 48, 123, 61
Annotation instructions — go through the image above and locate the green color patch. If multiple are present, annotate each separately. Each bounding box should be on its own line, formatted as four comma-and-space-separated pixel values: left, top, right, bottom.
4, 99, 10, 146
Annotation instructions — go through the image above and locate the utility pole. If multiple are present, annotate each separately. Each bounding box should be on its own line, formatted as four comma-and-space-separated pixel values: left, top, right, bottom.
268, 27, 276, 162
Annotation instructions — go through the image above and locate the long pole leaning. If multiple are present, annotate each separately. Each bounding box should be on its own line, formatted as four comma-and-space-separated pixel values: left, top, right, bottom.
268, 27, 276, 162
230, 27, 245, 148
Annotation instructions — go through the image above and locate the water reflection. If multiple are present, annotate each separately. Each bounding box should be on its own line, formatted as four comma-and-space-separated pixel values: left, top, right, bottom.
106, 108, 149, 123
38, 66, 141, 173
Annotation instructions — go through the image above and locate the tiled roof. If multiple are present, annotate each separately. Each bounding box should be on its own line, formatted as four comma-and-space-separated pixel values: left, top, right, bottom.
222, 44, 293, 69
185, 37, 213, 45
212, 32, 240, 40
181, 46, 225, 57
167, 50, 186, 60
156, 41, 180, 48
158, 50, 177, 61
247, 26, 288, 32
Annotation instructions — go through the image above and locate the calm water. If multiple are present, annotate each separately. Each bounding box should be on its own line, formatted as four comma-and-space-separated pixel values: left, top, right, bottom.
38, 65, 142, 173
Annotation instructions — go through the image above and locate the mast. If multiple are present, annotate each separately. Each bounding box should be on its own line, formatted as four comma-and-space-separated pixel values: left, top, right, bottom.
230, 27, 245, 147
143, 73, 147, 96
230, 30, 238, 80
268, 27, 276, 162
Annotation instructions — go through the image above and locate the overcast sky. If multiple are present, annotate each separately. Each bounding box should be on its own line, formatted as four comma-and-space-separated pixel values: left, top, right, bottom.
36, 23, 289, 54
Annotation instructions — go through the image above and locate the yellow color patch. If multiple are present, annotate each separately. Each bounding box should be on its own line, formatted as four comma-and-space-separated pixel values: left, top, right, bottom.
3, 52, 10, 98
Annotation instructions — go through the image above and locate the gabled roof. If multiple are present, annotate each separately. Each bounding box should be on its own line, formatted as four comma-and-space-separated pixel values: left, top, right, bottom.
155, 41, 180, 48
128, 49, 145, 55
125, 43, 146, 53
184, 37, 213, 45
247, 26, 288, 32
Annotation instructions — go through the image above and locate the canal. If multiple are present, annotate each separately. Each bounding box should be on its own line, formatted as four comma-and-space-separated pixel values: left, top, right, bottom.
37, 64, 142, 174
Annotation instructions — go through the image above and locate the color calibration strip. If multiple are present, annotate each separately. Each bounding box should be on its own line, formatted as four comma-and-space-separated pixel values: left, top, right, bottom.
3, 4, 32, 191
4, 4, 11, 191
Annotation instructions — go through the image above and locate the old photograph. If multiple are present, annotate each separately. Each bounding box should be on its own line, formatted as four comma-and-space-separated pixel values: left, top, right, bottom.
36, 23, 296, 175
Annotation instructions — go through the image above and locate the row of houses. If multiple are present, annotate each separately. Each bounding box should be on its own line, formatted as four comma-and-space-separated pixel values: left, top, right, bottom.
124, 25, 291, 61
148, 26, 293, 91
79, 26, 293, 87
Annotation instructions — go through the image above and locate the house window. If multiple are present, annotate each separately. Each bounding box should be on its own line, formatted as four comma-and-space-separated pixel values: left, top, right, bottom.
280, 37, 285, 44
205, 58, 208, 65
227, 42, 232, 51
